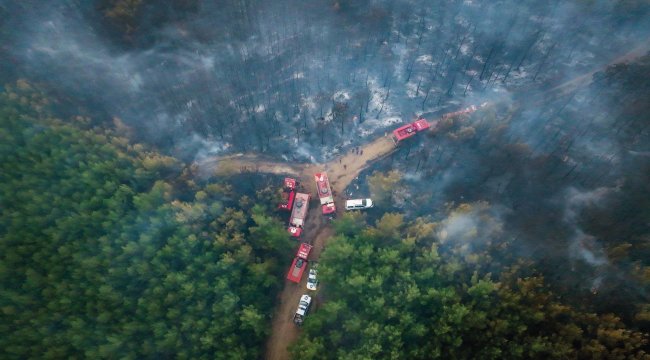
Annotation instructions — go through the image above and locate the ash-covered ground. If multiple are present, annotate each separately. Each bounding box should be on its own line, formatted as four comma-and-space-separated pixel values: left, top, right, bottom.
2, 0, 649, 322
2, 0, 647, 162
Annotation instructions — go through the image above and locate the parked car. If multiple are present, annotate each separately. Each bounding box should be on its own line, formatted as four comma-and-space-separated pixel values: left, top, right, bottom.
306, 266, 318, 291
345, 198, 374, 210
293, 294, 312, 326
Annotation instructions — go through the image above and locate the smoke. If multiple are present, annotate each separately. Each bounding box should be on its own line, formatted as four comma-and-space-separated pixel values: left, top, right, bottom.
437, 202, 506, 253
564, 187, 614, 223
293, 142, 317, 163
628, 150, 650, 157
2, 0, 648, 162
569, 231, 608, 267
563, 187, 616, 267
183, 134, 232, 163
1, 0, 648, 320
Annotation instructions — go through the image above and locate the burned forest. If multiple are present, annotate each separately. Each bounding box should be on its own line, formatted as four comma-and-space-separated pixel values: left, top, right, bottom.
1, 0, 649, 359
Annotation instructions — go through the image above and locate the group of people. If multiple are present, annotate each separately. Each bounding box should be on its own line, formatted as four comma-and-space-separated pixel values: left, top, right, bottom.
338, 146, 365, 171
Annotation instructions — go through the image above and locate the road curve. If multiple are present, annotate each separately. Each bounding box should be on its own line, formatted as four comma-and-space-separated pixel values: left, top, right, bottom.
194, 136, 397, 360
192, 42, 650, 356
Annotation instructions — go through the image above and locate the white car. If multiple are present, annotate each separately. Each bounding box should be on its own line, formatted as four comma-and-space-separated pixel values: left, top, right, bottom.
293, 294, 312, 326
345, 198, 373, 210
306, 268, 318, 291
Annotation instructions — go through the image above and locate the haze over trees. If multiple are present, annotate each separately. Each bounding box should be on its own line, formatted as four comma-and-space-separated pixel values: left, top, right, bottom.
0, 0, 649, 359
0, 83, 293, 358
356, 56, 650, 326
291, 212, 649, 359
2, 0, 648, 161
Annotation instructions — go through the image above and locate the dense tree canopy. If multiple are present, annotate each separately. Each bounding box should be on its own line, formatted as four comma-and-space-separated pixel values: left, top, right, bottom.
352, 55, 650, 329
0, 83, 293, 359
291, 212, 649, 359
1, 0, 649, 357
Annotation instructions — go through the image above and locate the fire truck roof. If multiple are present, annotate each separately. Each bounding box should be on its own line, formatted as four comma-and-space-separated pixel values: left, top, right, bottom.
297, 243, 312, 258
284, 178, 297, 189
289, 192, 310, 227
392, 118, 430, 141
314, 172, 334, 203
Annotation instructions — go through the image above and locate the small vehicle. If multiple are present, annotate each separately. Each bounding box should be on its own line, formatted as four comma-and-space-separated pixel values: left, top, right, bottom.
345, 198, 374, 210
293, 294, 312, 326
306, 266, 318, 291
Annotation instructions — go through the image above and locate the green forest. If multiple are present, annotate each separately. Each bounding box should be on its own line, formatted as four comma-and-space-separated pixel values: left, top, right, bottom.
2, 75, 650, 358
0, 82, 293, 359
2, 0, 650, 358
292, 211, 649, 359
2, 62, 650, 358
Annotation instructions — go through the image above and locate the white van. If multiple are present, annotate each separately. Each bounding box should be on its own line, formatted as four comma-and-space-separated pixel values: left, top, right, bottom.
345, 198, 373, 210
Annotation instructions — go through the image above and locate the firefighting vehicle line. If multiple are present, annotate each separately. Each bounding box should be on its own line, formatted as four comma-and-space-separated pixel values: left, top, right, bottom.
273, 106, 491, 326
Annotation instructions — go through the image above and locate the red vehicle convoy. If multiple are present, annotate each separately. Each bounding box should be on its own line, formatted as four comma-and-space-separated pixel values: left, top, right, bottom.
391, 118, 431, 144
288, 192, 310, 237
278, 177, 297, 211
314, 172, 336, 215
287, 243, 313, 283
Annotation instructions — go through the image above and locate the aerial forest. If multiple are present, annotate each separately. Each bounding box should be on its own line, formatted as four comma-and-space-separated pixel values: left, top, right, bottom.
1, 0, 649, 359
292, 212, 648, 359
0, 83, 293, 358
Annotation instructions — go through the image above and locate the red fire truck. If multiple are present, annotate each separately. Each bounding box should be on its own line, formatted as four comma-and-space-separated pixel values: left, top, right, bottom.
287, 243, 313, 283
314, 172, 336, 215
391, 118, 431, 144
288, 192, 310, 237
278, 177, 297, 211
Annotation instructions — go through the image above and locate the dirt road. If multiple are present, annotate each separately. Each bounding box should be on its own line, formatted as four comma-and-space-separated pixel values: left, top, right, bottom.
195, 153, 301, 178
196, 135, 396, 195
308, 135, 396, 195
549, 38, 650, 96
194, 42, 649, 358
264, 223, 332, 360
264, 136, 396, 360
196, 135, 397, 360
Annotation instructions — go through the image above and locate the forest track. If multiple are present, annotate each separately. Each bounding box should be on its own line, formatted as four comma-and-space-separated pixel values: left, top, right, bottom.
264, 224, 332, 360
195, 41, 650, 359
548, 37, 650, 96
195, 136, 396, 195
196, 136, 397, 360
195, 153, 302, 178
307, 135, 396, 196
